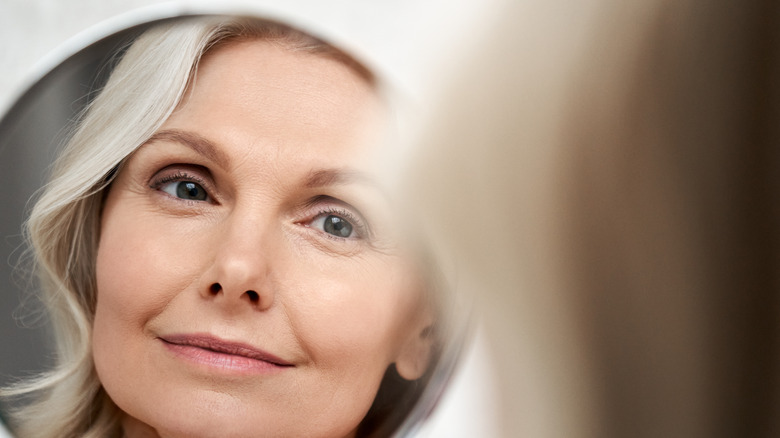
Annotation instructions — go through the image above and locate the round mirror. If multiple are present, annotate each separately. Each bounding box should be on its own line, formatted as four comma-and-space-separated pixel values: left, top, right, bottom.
0, 7, 467, 437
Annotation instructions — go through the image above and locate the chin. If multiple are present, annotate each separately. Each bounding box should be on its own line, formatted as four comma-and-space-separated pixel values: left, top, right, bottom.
118, 395, 360, 438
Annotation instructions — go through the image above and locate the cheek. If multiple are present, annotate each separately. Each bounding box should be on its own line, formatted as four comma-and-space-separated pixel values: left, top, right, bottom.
95, 217, 178, 327
290, 259, 421, 368
275, 262, 422, 433
94, 194, 212, 321
92, 203, 206, 373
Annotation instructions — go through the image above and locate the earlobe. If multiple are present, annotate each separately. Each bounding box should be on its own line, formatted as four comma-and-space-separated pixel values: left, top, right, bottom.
395, 324, 435, 381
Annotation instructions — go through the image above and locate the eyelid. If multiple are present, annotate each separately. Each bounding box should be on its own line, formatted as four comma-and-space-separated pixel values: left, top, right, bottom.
310, 208, 365, 240
301, 195, 372, 240
149, 165, 217, 203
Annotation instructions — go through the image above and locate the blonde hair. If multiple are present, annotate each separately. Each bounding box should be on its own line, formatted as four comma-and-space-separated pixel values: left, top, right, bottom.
408, 0, 780, 436
0, 16, 429, 438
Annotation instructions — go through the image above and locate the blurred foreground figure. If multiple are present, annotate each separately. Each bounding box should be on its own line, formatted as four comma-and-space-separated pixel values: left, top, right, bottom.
408, 0, 779, 436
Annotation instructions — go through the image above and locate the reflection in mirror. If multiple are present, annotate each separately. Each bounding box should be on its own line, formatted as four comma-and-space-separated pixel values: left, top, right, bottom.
0, 15, 463, 438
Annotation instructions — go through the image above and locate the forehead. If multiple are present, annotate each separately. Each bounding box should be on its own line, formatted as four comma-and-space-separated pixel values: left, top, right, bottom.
187, 39, 379, 125
163, 38, 385, 166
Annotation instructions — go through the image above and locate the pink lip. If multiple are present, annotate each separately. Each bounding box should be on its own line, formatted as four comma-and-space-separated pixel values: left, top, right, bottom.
159, 334, 293, 373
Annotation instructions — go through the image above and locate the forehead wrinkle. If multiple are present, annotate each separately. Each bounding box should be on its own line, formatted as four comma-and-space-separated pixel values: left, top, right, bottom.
148, 129, 232, 170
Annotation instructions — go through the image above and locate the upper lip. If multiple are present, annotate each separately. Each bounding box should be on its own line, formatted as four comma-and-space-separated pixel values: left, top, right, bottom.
159, 333, 294, 367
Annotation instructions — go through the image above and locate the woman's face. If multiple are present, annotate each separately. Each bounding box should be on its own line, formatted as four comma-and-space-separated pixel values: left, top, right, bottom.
94, 39, 431, 438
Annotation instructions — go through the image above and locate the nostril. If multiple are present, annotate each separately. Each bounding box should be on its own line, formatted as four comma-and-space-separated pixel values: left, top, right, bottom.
209, 283, 222, 294
245, 290, 259, 303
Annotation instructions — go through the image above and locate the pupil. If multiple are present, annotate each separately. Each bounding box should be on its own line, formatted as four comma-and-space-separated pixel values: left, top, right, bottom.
177, 182, 206, 200
324, 215, 352, 237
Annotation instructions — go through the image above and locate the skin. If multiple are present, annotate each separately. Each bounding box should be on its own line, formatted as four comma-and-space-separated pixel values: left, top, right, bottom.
93, 39, 432, 438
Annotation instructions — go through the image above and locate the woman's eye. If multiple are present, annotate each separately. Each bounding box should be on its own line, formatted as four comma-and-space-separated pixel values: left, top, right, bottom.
160, 180, 209, 201
311, 214, 355, 238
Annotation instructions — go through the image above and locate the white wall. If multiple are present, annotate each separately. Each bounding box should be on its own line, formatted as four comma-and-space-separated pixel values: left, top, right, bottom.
0, 0, 499, 115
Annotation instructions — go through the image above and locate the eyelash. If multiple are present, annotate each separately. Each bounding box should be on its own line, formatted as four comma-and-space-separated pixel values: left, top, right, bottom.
150, 171, 211, 196
308, 206, 368, 240
149, 169, 369, 241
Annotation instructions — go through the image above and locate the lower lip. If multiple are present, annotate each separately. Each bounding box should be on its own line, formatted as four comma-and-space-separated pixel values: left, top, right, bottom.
161, 340, 288, 375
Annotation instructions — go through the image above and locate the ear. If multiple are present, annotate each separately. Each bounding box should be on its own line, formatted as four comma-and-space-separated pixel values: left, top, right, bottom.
394, 321, 435, 381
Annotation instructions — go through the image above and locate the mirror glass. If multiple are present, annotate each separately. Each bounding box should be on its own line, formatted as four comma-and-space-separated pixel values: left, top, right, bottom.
0, 13, 464, 438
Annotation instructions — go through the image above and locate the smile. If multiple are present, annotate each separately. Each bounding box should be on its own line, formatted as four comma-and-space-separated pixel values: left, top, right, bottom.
159, 333, 294, 374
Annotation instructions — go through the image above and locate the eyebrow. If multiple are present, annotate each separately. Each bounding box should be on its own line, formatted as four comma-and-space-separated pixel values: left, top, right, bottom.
147, 130, 384, 194
305, 168, 391, 206
303, 168, 378, 189
147, 129, 231, 169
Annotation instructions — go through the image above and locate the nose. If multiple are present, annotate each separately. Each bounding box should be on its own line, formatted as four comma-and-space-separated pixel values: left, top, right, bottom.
200, 211, 277, 312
